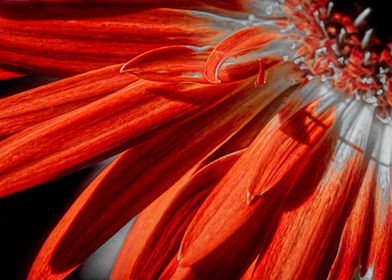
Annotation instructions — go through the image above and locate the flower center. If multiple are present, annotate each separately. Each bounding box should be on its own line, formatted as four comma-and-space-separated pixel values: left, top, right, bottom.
263, 0, 392, 122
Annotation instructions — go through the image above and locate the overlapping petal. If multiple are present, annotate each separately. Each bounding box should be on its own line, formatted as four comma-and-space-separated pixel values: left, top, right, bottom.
0, 74, 247, 197
28, 63, 300, 280
2, 1, 390, 279
364, 125, 392, 279
250, 103, 375, 279
328, 161, 377, 279
175, 87, 339, 279
121, 45, 279, 84
204, 26, 280, 83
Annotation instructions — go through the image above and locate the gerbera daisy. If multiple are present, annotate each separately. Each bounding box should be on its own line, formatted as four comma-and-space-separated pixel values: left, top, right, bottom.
0, 0, 391, 279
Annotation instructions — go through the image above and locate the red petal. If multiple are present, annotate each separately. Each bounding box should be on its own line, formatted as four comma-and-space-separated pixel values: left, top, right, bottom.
111, 151, 242, 280
207, 81, 300, 162
121, 45, 265, 83
0, 78, 245, 197
0, 64, 134, 138
121, 45, 213, 83
0, 0, 252, 12
246, 97, 337, 201
370, 192, 392, 279
363, 127, 392, 279
0, 5, 230, 76
28, 76, 284, 279
174, 96, 336, 279
251, 106, 374, 279
204, 26, 279, 83
328, 162, 377, 279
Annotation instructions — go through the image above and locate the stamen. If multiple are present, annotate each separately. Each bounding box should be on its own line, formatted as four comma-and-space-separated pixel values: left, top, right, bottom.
361, 29, 373, 49
363, 51, 371, 65
353, 7, 371, 27
327, 2, 334, 18
319, 21, 328, 37
313, 10, 320, 24
338, 28, 346, 44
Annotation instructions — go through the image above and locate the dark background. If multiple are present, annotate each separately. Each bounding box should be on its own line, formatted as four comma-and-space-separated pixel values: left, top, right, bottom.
333, 0, 390, 42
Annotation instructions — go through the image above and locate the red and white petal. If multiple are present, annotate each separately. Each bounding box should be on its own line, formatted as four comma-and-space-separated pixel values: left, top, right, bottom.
363, 124, 392, 279
327, 160, 377, 280
251, 102, 375, 280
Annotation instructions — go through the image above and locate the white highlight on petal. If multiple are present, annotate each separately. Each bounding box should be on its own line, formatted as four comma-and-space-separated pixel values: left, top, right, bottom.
335, 101, 375, 163
376, 124, 392, 191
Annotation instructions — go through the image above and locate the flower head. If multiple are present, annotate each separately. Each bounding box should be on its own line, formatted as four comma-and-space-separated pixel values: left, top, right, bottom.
0, 0, 391, 279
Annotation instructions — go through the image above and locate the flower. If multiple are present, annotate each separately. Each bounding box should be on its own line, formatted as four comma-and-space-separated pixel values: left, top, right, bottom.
0, 0, 391, 279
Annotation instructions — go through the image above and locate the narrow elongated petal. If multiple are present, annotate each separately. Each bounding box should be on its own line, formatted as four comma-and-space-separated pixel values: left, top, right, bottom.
29, 64, 299, 280
0, 64, 134, 138
327, 161, 377, 280
251, 103, 374, 280
0, 5, 234, 76
364, 124, 392, 279
0, 78, 245, 197
371, 189, 392, 279
0, 0, 252, 12
111, 151, 243, 280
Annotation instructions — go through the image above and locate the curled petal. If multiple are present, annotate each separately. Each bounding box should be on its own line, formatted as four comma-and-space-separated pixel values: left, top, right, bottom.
121, 45, 272, 84
204, 26, 280, 83
120, 45, 213, 83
